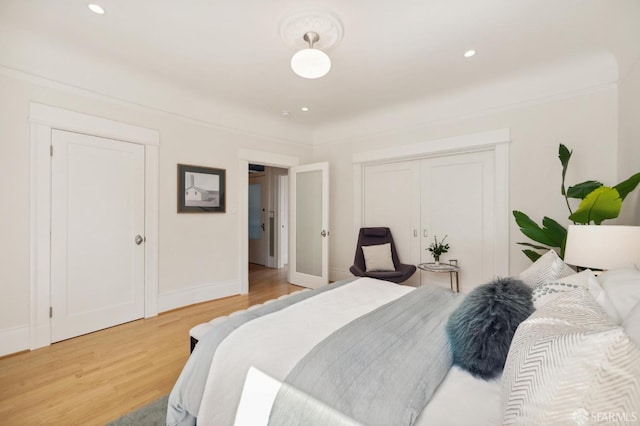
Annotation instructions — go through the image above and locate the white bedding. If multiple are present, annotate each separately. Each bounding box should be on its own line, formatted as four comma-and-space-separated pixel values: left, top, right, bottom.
197, 278, 413, 424
196, 277, 501, 425
235, 366, 502, 426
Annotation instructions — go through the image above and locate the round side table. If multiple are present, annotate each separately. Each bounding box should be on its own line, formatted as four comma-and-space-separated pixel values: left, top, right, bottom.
417, 260, 460, 292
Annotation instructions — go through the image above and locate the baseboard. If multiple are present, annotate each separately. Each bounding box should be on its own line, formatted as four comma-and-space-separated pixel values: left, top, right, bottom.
329, 268, 352, 283
0, 325, 29, 357
158, 280, 240, 313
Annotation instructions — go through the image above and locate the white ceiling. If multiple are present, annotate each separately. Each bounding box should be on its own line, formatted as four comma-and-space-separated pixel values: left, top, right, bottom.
1, 0, 639, 131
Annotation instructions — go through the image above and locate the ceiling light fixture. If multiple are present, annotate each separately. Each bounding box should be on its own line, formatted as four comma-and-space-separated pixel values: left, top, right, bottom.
88, 3, 105, 14
291, 32, 331, 79
279, 10, 343, 80
301, 107, 310, 112
464, 49, 476, 58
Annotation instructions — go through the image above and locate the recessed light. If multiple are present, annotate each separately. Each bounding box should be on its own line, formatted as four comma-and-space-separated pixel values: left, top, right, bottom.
88, 4, 105, 15
301, 107, 309, 112
281, 111, 291, 116
464, 49, 476, 58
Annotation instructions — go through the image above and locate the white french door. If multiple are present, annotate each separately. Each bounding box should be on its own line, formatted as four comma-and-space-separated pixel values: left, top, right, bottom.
288, 162, 330, 289
248, 174, 268, 266
51, 130, 145, 342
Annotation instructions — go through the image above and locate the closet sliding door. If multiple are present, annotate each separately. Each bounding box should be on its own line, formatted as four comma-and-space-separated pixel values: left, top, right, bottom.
420, 150, 495, 291
362, 149, 495, 292
363, 161, 422, 286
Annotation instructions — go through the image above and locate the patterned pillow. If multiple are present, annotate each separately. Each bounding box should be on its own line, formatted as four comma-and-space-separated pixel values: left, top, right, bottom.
502, 289, 640, 425
531, 280, 580, 308
531, 270, 619, 323
518, 250, 574, 288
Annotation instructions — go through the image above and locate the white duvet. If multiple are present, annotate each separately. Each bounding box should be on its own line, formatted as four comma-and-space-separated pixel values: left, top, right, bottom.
196, 278, 501, 425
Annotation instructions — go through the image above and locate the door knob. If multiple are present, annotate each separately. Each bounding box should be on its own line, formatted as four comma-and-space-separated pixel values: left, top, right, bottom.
321, 230, 329, 237
135, 235, 144, 245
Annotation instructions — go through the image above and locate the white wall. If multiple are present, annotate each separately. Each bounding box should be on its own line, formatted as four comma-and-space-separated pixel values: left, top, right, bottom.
1, 27, 636, 356
618, 58, 640, 225
315, 87, 619, 281
0, 71, 312, 355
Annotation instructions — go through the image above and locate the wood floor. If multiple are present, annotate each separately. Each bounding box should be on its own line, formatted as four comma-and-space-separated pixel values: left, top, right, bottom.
0, 264, 301, 425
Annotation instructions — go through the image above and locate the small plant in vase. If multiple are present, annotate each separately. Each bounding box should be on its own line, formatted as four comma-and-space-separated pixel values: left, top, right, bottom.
428, 235, 449, 265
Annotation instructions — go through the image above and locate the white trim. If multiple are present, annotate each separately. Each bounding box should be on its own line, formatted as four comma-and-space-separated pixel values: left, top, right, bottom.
352, 164, 363, 244
29, 103, 159, 146
352, 128, 510, 164
144, 146, 160, 317
494, 143, 511, 276
29, 102, 160, 350
1, 65, 309, 149
238, 150, 300, 168
353, 128, 511, 278
0, 325, 30, 357
158, 280, 239, 313
238, 150, 300, 294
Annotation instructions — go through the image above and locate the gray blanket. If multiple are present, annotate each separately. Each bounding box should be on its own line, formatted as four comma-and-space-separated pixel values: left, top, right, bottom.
166, 279, 355, 426
268, 284, 460, 426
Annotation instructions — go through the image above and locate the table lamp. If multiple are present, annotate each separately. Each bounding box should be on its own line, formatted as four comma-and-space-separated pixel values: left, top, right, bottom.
564, 225, 640, 270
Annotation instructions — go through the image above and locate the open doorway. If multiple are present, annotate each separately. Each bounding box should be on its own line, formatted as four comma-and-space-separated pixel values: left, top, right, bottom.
248, 164, 288, 289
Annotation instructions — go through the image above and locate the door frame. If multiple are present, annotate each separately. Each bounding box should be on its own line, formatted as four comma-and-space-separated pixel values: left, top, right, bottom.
248, 173, 268, 266
238, 150, 300, 294
278, 174, 289, 268
29, 103, 159, 350
352, 128, 511, 277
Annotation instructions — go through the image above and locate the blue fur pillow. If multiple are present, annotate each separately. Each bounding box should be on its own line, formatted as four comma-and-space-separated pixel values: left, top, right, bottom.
446, 277, 534, 380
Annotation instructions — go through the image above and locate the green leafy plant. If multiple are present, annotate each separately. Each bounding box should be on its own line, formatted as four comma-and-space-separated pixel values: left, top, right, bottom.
514, 143, 640, 262
427, 235, 450, 261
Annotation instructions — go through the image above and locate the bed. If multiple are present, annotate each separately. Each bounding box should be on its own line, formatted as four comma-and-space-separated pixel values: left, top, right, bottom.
167, 251, 640, 426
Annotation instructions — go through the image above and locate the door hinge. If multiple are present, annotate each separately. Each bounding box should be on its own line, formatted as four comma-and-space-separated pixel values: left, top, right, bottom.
49, 306, 53, 318
50, 145, 53, 156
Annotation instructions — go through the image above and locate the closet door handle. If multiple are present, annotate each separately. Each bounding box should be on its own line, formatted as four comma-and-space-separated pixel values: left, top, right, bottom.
413, 229, 417, 237
423, 229, 428, 238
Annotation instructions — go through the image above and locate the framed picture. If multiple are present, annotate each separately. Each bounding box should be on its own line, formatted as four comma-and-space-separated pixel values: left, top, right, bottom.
177, 164, 226, 213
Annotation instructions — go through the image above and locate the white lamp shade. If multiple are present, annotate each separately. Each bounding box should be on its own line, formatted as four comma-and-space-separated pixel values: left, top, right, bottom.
291, 48, 331, 79
564, 225, 640, 270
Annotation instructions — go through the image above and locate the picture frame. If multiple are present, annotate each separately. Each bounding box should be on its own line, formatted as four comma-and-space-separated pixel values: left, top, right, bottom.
177, 164, 226, 213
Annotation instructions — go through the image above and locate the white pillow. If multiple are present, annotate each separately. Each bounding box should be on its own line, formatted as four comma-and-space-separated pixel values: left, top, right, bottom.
362, 243, 395, 272
518, 250, 574, 288
502, 289, 640, 425
597, 266, 640, 323
532, 270, 620, 323
624, 301, 640, 347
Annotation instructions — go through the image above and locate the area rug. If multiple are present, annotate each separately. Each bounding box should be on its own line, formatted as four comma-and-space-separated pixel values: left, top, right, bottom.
107, 394, 168, 426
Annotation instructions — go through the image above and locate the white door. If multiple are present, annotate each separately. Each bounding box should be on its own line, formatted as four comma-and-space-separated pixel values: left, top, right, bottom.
362, 150, 495, 292
420, 150, 495, 292
288, 162, 329, 288
363, 160, 421, 287
51, 130, 145, 342
248, 174, 268, 265
278, 175, 289, 268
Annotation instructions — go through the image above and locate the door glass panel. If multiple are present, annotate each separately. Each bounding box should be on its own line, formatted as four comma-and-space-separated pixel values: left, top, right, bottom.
248, 183, 261, 240
296, 170, 322, 276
